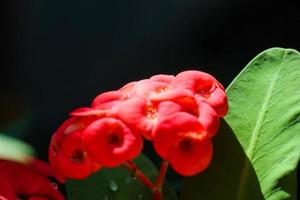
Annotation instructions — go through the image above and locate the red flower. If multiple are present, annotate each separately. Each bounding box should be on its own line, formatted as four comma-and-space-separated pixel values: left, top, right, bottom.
153, 112, 213, 176
49, 117, 100, 182
172, 70, 228, 117
49, 69, 227, 180
82, 117, 143, 167
0, 160, 64, 200
111, 97, 183, 140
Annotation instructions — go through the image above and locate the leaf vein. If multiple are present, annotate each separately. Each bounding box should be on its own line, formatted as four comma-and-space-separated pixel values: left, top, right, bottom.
246, 51, 286, 159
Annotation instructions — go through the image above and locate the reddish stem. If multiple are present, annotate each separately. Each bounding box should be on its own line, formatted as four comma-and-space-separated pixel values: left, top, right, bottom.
122, 160, 169, 200
152, 160, 169, 200
155, 160, 169, 188
153, 188, 163, 200
122, 161, 155, 190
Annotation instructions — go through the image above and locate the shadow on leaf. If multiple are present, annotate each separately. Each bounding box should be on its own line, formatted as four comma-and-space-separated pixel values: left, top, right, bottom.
181, 120, 264, 200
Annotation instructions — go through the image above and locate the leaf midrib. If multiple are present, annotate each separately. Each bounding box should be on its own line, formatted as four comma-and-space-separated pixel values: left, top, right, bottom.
235, 50, 286, 200
246, 50, 286, 159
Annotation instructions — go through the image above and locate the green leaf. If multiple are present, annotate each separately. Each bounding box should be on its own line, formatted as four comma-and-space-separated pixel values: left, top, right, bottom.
0, 133, 34, 163
225, 48, 300, 199
66, 154, 178, 200
181, 120, 264, 200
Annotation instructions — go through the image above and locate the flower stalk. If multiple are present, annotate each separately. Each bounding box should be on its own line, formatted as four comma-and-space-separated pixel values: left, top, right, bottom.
122, 161, 155, 190
123, 160, 169, 200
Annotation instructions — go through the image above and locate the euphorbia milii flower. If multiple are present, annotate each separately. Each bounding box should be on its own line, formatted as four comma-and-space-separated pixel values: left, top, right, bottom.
0, 160, 64, 200
153, 112, 213, 175
49, 117, 100, 182
110, 97, 183, 140
82, 117, 143, 167
48, 69, 227, 182
172, 70, 228, 117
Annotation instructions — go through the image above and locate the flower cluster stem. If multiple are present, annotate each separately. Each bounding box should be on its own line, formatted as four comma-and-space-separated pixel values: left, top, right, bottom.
122, 160, 169, 200
122, 161, 155, 189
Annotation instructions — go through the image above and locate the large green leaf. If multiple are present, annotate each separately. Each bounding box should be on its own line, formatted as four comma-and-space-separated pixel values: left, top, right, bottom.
181, 120, 264, 200
66, 154, 178, 200
225, 48, 300, 199
0, 133, 34, 163
181, 48, 300, 200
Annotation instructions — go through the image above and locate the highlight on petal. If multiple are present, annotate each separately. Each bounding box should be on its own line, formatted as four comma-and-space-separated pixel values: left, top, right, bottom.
70, 107, 107, 117
118, 81, 137, 95
130, 79, 169, 99
150, 74, 175, 83
91, 90, 126, 109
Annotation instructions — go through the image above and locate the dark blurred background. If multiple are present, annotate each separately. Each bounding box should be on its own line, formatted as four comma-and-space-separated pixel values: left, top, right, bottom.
1, 0, 300, 189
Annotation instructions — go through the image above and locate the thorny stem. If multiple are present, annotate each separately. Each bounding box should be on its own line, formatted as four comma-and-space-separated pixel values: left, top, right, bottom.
122, 160, 169, 200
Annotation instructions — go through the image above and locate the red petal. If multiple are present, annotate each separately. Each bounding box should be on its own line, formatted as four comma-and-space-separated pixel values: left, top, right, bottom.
30, 159, 52, 177
153, 112, 205, 160
150, 74, 175, 83
0, 161, 64, 200
0, 173, 18, 200
197, 101, 220, 137
169, 138, 213, 176
111, 97, 155, 139
196, 87, 228, 117
173, 70, 217, 93
91, 90, 125, 108
70, 107, 107, 117
131, 79, 168, 99
83, 118, 143, 167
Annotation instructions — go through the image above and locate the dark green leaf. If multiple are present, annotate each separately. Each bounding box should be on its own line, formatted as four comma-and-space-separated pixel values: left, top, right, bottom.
181, 120, 264, 200
66, 154, 178, 200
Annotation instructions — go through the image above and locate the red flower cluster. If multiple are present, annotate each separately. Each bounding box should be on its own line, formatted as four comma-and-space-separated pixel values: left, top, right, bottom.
0, 159, 64, 200
49, 70, 228, 181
